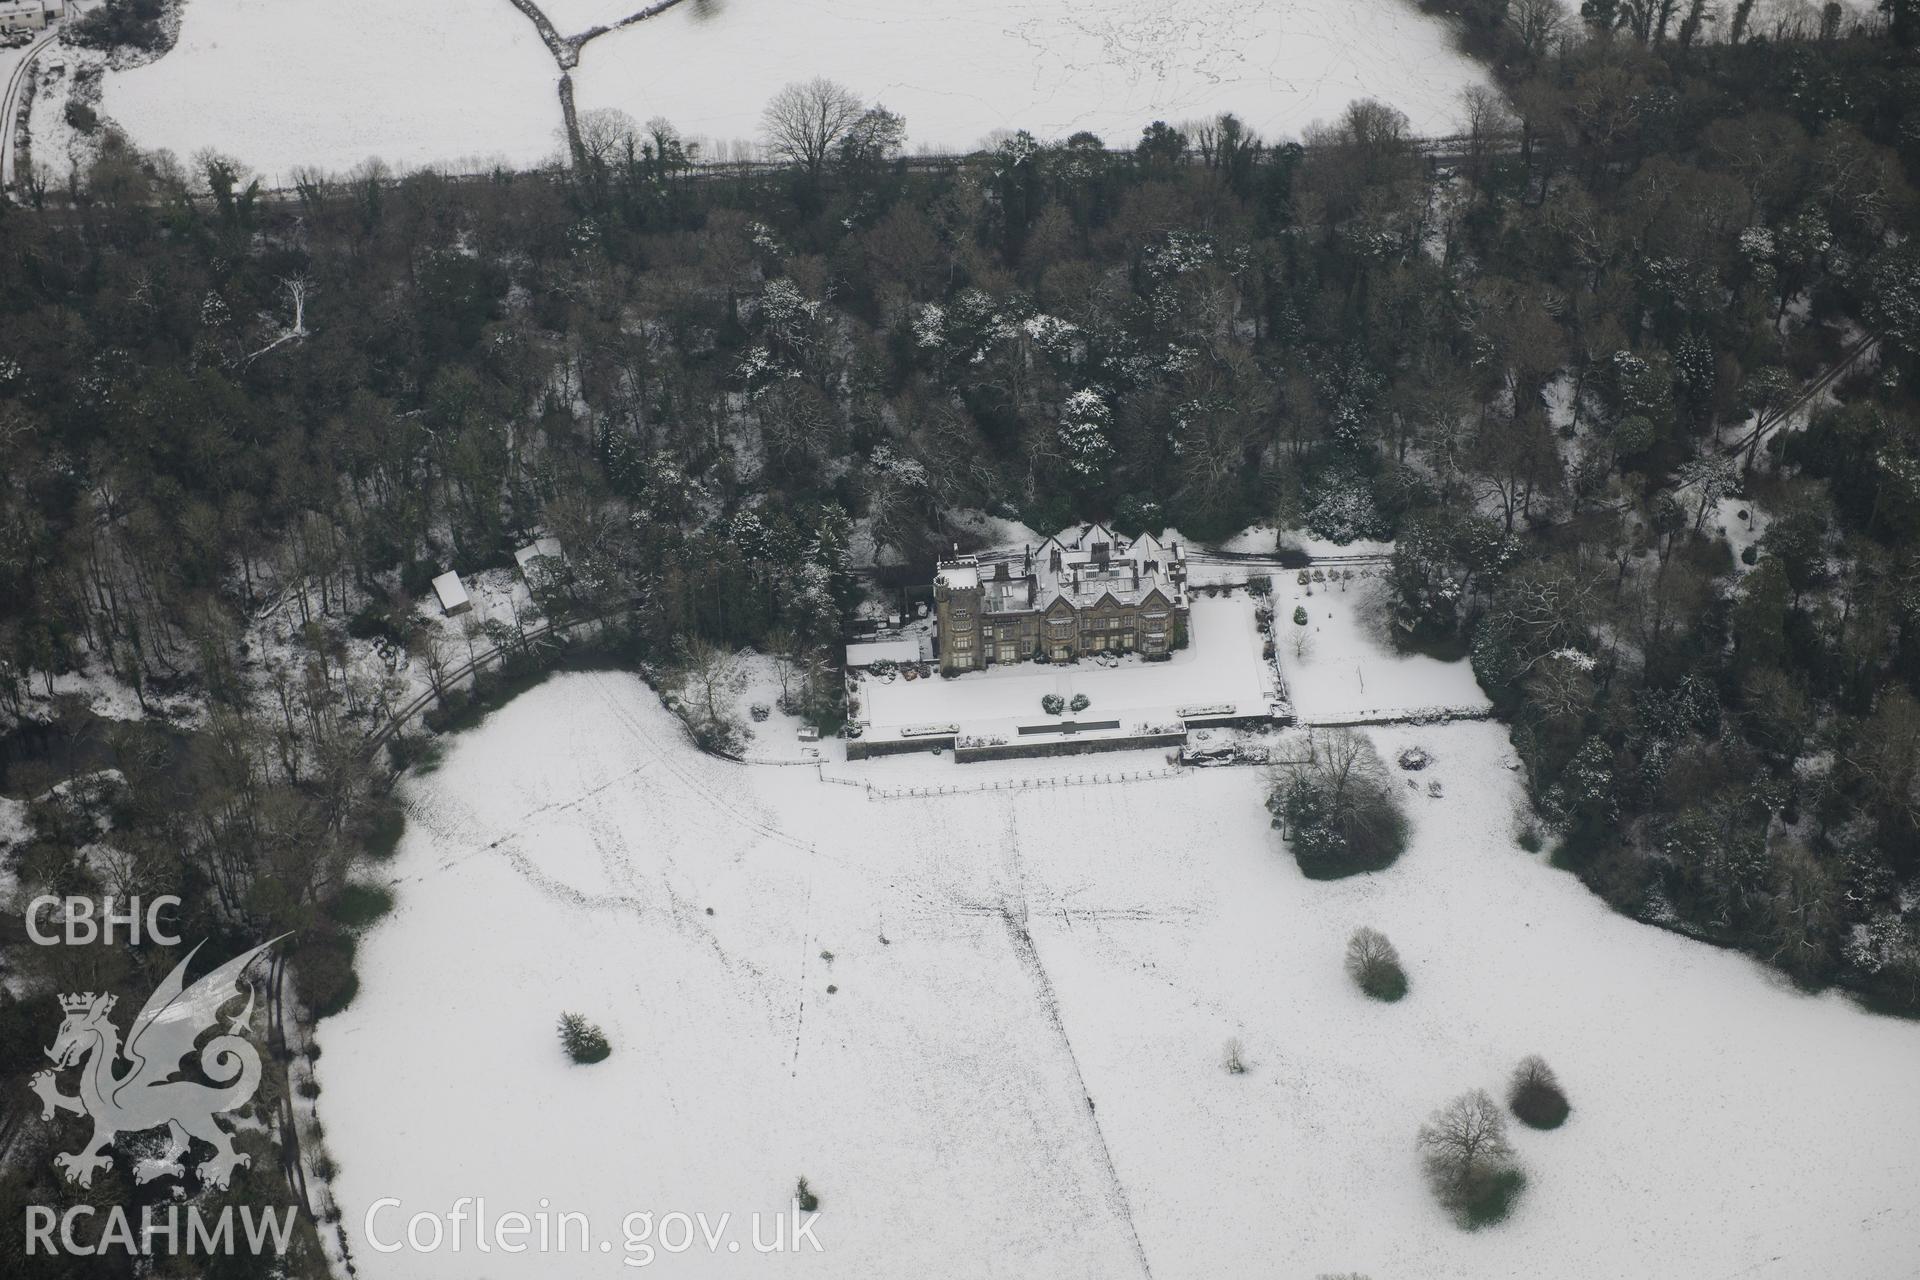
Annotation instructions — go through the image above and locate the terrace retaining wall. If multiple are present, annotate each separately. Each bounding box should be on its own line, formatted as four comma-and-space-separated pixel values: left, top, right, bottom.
953, 728, 1186, 764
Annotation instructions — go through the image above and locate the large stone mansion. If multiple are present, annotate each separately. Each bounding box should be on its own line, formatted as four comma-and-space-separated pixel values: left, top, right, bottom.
933, 523, 1188, 673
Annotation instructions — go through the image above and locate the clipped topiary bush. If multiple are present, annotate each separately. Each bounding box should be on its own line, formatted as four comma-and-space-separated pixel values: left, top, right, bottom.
1042, 693, 1065, 715
1069, 693, 1089, 712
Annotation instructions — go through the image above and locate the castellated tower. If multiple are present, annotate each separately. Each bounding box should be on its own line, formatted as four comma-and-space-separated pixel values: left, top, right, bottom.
933, 556, 985, 673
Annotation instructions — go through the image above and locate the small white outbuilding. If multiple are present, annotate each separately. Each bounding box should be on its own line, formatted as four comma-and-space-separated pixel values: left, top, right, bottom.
513, 537, 564, 576
432, 571, 472, 616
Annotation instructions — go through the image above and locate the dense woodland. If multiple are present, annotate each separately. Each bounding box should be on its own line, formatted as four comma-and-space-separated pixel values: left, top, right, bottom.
3, 5, 1920, 1268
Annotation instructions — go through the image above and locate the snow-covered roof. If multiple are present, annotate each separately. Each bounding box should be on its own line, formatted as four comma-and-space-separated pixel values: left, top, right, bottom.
514, 537, 563, 573
846, 638, 924, 667
431, 571, 470, 611
984, 525, 1185, 615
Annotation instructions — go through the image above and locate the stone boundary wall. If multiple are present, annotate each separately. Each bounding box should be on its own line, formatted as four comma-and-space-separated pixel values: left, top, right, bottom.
953, 729, 1186, 764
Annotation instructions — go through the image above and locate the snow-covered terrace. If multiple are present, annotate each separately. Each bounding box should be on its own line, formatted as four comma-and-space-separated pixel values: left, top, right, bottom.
853, 595, 1279, 754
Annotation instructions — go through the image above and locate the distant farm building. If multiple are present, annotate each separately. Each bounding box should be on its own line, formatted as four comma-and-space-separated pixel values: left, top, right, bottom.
432, 571, 472, 616
0, 0, 63, 33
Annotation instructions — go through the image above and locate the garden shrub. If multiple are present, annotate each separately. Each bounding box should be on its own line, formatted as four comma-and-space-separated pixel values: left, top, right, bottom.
1344, 927, 1408, 1001
1507, 1055, 1570, 1130
558, 1012, 612, 1064
327, 883, 395, 929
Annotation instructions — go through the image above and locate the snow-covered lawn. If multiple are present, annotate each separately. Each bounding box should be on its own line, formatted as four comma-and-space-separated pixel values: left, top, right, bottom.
570, 0, 1493, 155
96, 0, 559, 182
714, 651, 833, 763
22, 38, 106, 189
856, 594, 1276, 740
1274, 573, 1489, 722
318, 672, 1920, 1279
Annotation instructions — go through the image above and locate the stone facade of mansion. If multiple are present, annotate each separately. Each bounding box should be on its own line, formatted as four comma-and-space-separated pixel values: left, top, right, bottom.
932, 523, 1189, 673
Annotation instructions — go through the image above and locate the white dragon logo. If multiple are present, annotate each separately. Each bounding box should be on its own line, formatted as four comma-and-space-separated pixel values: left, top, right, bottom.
29, 937, 285, 1190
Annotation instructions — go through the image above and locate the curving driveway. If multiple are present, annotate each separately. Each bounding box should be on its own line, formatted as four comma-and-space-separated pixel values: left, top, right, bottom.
0, 21, 61, 193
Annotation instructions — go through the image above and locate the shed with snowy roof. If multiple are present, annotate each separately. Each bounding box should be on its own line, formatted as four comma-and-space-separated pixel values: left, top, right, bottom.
513, 537, 564, 576
431, 571, 472, 616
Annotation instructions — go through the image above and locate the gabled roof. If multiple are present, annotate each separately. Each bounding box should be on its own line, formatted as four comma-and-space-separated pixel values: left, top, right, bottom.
982, 521, 1185, 617
1053, 521, 1121, 551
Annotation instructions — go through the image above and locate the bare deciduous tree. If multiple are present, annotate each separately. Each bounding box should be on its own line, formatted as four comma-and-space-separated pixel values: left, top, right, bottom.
1458, 85, 1516, 189
1508, 0, 1566, 56
1507, 1055, 1570, 1128
1344, 927, 1406, 1000
1764, 837, 1839, 983
411, 627, 455, 700
1417, 1089, 1520, 1220
761, 78, 867, 179
766, 626, 801, 709
679, 635, 745, 724
1270, 729, 1410, 876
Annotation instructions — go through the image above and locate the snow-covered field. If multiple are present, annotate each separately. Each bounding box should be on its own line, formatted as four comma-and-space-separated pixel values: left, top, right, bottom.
318, 671, 1920, 1279
81, 0, 1492, 180
575, 0, 1492, 156
96, 0, 559, 182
